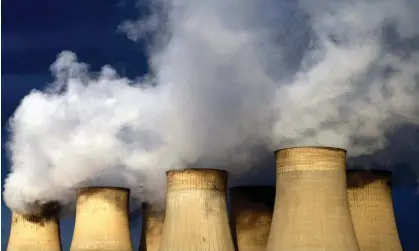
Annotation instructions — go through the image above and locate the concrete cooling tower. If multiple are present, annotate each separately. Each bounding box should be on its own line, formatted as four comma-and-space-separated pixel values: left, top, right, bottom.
7, 203, 62, 251
347, 170, 403, 251
70, 187, 133, 251
139, 203, 165, 251
159, 168, 235, 251
230, 186, 275, 251
266, 147, 360, 251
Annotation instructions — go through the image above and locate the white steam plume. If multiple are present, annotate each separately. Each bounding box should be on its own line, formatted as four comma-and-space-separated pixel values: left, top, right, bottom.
4, 0, 419, 214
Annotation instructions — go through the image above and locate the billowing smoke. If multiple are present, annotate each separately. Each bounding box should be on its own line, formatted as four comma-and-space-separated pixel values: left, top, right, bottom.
4, 0, 419, 214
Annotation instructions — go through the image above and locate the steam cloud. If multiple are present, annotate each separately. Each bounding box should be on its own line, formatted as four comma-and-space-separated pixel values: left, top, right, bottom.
4, 0, 419, 215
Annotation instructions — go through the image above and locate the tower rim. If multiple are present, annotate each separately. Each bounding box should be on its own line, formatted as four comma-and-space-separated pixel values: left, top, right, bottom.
166, 168, 228, 175
274, 146, 346, 154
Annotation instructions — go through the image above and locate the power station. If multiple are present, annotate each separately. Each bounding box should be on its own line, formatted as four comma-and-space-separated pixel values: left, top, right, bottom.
69, 187, 133, 251
266, 147, 360, 251
7, 203, 62, 251
158, 168, 235, 251
347, 170, 403, 251
5, 148, 405, 251
230, 186, 275, 251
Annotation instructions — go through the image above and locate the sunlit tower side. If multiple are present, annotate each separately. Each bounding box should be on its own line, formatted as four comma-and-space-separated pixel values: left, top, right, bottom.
159, 168, 235, 251
69, 187, 134, 251
266, 147, 360, 251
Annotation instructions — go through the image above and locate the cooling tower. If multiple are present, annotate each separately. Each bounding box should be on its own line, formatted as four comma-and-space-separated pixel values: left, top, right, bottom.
7, 203, 62, 251
230, 186, 275, 251
347, 170, 403, 251
159, 168, 235, 251
266, 147, 360, 251
139, 203, 165, 251
70, 187, 133, 251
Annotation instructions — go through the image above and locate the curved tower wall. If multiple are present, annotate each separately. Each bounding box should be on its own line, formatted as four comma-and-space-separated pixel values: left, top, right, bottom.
70, 187, 133, 251
230, 186, 275, 251
266, 147, 360, 251
347, 170, 403, 251
159, 169, 235, 251
7, 209, 62, 251
139, 203, 165, 251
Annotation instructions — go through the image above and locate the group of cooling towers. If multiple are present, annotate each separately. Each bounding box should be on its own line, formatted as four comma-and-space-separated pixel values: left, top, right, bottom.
7, 147, 404, 251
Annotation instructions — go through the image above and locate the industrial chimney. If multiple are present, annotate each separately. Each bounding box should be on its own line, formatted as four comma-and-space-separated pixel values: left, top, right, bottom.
159, 169, 235, 251
230, 186, 275, 251
347, 170, 403, 251
7, 203, 62, 251
70, 187, 134, 251
266, 147, 360, 251
139, 203, 165, 251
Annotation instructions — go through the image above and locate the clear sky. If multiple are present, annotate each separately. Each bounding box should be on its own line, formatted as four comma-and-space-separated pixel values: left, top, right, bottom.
2, 0, 419, 250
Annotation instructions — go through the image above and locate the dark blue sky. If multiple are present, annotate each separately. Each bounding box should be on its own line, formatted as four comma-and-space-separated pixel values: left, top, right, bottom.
2, 0, 419, 250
